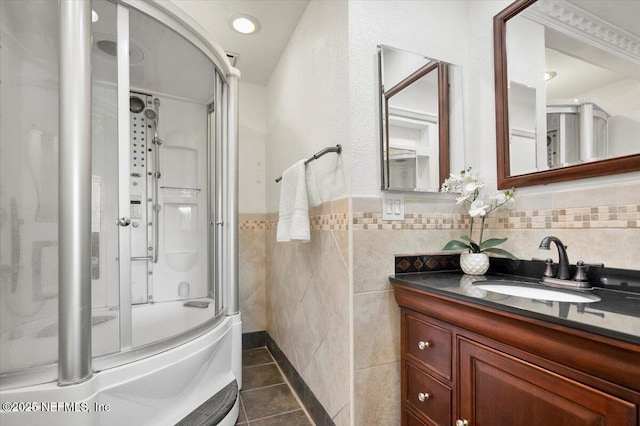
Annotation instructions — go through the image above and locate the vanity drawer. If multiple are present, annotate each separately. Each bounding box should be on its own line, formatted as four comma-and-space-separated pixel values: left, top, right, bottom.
404, 408, 430, 426
406, 314, 452, 380
406, 361, 452, 426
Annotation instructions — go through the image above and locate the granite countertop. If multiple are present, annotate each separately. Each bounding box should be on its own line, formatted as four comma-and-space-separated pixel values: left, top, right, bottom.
390, 270, 640, 346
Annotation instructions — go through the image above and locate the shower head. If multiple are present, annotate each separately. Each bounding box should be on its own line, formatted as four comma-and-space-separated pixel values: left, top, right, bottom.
144, 108, 157, 121
147, 98, 160, 141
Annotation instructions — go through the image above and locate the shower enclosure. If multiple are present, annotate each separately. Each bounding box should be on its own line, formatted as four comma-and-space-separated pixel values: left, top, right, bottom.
0, 0, 240, 424
546, 100, 610, 168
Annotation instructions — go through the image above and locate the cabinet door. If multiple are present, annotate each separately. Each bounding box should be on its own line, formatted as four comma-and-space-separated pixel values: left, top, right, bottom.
458, 338, 637, 426
404, 409, 430, 426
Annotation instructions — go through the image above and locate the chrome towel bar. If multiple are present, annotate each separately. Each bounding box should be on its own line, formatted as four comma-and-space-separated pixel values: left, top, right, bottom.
275, 144, 342, 183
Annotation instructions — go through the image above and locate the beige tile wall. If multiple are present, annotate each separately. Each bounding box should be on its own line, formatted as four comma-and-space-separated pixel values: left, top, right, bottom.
239, 214, 267, 333
352, 196, 461, 425
264, 199, 350, 424
241, 192, 639, 426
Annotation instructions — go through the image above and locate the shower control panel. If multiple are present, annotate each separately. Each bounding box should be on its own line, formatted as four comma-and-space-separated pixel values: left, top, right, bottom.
130, 196, 142, 219
130, 92, 157, 304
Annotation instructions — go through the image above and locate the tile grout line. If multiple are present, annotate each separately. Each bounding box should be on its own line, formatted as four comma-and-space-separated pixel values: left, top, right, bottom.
239, 395, 249, 426
246, 408, 307, 424
243, 360, 276, 369
241, 380, 286, 394
265, 347, 317, 426
354, 359, 400, 373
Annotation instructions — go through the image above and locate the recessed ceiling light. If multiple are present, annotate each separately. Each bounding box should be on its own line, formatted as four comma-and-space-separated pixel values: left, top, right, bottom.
92, 10, 99, 23
544, 71, 557, 81
229, 14, 261, 34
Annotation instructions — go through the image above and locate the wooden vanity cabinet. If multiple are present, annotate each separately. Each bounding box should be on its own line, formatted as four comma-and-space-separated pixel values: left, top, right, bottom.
402, 313, 453, 425
394, 283, 640, 426
458, 337, 636, 425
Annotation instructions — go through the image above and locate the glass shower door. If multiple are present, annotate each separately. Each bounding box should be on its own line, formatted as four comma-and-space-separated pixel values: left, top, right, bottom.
91, 0, 122, 358
0, 0, 61, 377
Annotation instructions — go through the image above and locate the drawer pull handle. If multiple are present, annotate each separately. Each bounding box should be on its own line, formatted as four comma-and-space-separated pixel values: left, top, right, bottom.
418, 341, 431, 350
456, 420, 469, 426
417, 392, 430, 402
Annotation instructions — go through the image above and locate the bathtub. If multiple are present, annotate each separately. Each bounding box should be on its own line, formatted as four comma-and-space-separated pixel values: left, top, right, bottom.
0, 306, 242, 426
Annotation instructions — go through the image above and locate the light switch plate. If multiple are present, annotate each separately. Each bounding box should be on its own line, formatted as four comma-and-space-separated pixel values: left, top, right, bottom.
382, 193, 405, 221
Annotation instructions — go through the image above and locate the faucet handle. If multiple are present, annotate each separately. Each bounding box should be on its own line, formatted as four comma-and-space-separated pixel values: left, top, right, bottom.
573, 261, 588, 282
543, 258, 554, 278
573, 261, 604, 282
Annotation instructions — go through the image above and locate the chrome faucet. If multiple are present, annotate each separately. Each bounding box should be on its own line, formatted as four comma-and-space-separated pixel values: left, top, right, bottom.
539, 236, 570, 280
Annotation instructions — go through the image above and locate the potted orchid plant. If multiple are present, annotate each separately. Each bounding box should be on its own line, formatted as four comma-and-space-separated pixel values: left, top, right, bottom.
441, 168, 516, 274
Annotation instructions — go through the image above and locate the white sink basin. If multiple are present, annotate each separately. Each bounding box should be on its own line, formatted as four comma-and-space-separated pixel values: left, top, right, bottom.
473, 281, 601, 303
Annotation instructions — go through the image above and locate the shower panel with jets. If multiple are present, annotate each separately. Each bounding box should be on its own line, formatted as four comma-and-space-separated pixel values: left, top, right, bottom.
128, 92, 160, 304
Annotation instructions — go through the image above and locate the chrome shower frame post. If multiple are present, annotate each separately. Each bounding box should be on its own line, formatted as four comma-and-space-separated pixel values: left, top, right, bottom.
58, 0, 93, 386
214, 74, 224, 313
225, 73, 240, 314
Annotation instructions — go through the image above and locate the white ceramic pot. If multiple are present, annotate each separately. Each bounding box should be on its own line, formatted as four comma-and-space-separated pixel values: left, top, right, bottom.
460, 252, 490, 275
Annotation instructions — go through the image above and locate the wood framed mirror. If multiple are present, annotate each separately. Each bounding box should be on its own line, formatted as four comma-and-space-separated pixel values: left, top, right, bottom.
379, 45, 450, 192
494, 0, 640, 189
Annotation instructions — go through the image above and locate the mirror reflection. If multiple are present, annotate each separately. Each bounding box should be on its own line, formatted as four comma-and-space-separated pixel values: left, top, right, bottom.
503, 0, 640, 179
379, 45, 450, 192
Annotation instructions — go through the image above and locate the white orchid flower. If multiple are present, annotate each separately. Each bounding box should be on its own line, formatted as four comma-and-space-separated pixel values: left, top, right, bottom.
469, 199, 488, 217
442, 170, 517, 260
462, 181, 479, 194
495, 192, 507, 204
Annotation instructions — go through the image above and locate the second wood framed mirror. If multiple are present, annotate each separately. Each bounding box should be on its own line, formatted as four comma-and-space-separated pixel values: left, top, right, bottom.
494, 0, 640, 189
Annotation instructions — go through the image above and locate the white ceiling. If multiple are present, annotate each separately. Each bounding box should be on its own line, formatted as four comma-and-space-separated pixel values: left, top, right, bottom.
175, 0, 310, 85
545, 48, 627, 99
90, 0, 309, 100
540, 1, 640, 103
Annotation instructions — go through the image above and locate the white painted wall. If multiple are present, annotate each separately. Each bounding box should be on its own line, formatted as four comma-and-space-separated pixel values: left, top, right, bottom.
348, 0, 470, 197
461, 0, 640, 197
170, 0, 640, 208
580, 78, 640, 158
239, 82, 267, 213
151, 96, 209, 303
346, 0, 639, 198
265, 0, 349, 213
507, 15, 547, 172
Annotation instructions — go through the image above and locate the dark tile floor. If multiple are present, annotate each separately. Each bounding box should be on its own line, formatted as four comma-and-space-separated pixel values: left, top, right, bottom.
237, 347, 314, 426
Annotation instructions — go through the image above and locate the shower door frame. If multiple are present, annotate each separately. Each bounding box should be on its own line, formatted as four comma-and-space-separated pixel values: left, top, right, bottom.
116, 2, 133, 353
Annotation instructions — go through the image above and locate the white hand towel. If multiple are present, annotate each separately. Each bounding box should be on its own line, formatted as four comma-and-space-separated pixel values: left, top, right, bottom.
277, 160, 312, 242
306, 165, 320, 208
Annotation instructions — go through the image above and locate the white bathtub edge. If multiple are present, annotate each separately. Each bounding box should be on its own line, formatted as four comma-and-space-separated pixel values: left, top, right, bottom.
0, 313, 242, 426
